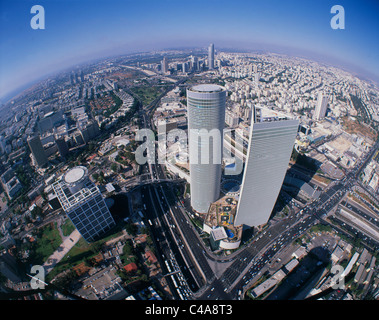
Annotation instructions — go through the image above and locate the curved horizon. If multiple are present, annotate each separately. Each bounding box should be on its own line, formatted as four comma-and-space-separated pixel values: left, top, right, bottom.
1, 0, 379, 102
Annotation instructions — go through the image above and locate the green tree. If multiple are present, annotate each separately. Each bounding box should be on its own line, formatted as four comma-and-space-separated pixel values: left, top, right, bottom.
123, 239, 134, 257
31, 206, 43, 219
111, 163, 119, 172
125, 223, 138, 237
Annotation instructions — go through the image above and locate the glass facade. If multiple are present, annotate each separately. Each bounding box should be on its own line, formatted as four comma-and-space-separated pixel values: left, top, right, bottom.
67, 194, 115, 242
52, 168, 115, 242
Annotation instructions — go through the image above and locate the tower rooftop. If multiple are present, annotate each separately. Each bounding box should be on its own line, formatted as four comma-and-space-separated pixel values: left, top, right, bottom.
190, 84, 224, 93
64, 166, 87, 184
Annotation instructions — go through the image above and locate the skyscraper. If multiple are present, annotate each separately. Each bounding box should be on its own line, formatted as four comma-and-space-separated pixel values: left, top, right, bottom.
27, 135, 48, 168
182, 61, 188, 73
314, 92, 328, 120
208, 43, 214, 70
69, 73, 75, 85
55, 137, 69, 158
234, 107, 299, 227
190, 55, 198, 72
162, 56, 168, 74
187, 84, 226, 213
52, 166, 116, 242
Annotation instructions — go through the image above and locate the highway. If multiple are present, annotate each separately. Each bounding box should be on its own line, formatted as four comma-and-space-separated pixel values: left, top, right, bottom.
140, 184, 198, 299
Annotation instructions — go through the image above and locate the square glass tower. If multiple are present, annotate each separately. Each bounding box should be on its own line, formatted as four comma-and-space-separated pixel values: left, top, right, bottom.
52, 166, 115, 242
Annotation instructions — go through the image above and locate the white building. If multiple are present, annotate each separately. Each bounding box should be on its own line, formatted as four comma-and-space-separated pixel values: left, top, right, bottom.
225, 110, 239, 127
314, 92, 328, 120
208, 43, 215, 70
187, 84, 226, 213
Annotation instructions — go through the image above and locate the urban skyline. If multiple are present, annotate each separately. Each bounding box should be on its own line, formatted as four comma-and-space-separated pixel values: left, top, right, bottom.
1, 0, 379, 102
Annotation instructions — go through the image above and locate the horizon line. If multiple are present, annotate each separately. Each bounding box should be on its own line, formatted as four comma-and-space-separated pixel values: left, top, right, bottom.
1, 44, 378, 104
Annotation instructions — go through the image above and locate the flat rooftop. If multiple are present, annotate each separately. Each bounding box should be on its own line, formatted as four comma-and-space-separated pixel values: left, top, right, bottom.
211, 227, 228, 241
190, 84, 225, 93
52, 178, 99, 211
255, 106, 297, 122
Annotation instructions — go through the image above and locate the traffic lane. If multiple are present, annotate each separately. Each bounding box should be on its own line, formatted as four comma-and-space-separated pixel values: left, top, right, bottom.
168, 203, 215, 281
149, 185, 201, 293
155, 185, 213, 286
342, 200, 379, 227
155, 184, 215, 280
140, 186, 182, 299
201, 279, 232, 300
232, 216, 318, 295
223, 208, 317, 293
220, 212, 302, 288
142, 185, 198, 296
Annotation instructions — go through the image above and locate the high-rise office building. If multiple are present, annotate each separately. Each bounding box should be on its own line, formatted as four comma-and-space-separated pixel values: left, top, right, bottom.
253, 65, 260, 87
190, 55, 198, 71
314, 92, 328, 120
208, 43, 214, 70
69, 73, 75, 85
28, 135, 48, 168
55, 137, 69, 158
187, 84, 226, 213
0, 249, 22, 283
234, 107, 299, 227
52, 166, 115, 242
162, 56, 168, 74
182, 62, 188, 73
80, 121, 100, 143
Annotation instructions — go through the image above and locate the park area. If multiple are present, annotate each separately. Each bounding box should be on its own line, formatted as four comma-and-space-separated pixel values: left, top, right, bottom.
24, 215, 125, 282
45, 225, 126, 281
130, 85, 165, 106
24, 194, 132, 282
31, 222, 63, 266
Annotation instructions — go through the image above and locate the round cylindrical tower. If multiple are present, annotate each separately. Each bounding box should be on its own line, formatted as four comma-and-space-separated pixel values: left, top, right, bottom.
187, 84, 226, 213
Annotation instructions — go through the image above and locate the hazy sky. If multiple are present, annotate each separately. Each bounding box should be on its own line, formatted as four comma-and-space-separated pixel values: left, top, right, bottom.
1, 0, 379, 101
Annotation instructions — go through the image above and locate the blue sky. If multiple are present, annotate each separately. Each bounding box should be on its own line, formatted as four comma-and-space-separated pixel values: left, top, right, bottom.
1, 0, 379, 101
